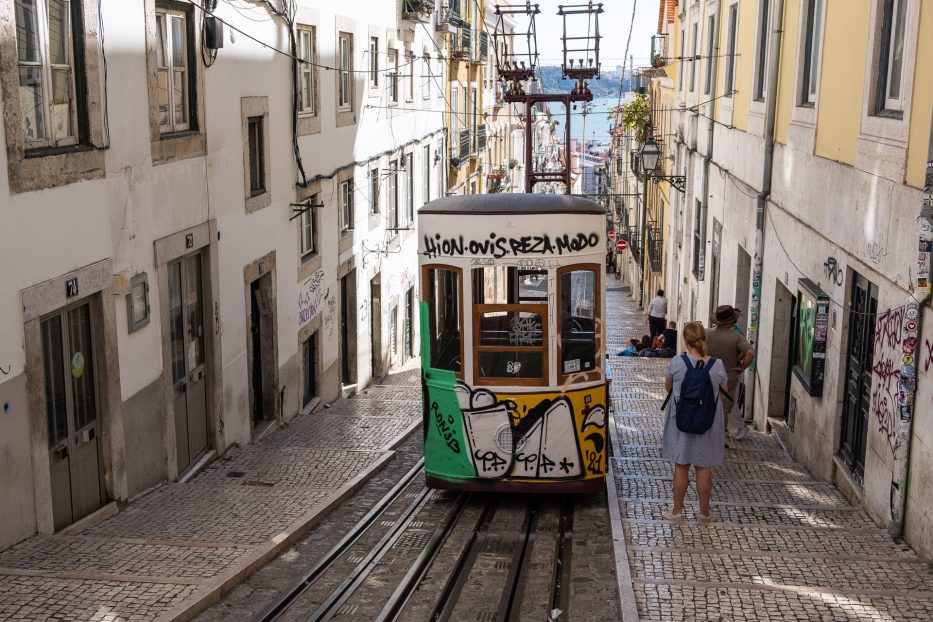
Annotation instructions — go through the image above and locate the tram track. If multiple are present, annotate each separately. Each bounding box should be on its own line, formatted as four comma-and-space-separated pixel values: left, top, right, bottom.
255, 474, 582, 622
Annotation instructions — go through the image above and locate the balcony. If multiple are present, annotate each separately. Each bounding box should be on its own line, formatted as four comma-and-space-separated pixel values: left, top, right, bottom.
436, 1, 464, 30
450, 25, 473, 60
402, 0, 434, 22
625, 226, 642, 263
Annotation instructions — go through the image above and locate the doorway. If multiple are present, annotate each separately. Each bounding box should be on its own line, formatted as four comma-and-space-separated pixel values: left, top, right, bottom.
249, 273, 276, 429
841, 272, 877, 481
767, 280, 796, 419
42, 301, 106, 531
708, 220, 722, 321
340, 271, 357, 386
371, 275, 384, 378
168, 252, 209, 474
735, 245, 752, 331
405, 287, 415, 361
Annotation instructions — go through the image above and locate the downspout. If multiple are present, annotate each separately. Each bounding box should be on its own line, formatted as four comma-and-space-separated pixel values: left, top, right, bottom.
889, 108, 933, 537
745, 0, 785, 422
700, 0, 722, 310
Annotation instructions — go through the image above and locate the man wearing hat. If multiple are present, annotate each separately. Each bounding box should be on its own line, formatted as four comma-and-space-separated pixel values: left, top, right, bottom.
707, 305, 756, 439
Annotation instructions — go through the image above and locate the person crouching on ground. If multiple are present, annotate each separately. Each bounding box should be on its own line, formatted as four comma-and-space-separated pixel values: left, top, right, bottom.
661, 322, 729, 522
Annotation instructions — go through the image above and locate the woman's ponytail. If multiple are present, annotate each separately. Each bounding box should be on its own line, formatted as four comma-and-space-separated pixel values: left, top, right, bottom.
683, 322, 708, 357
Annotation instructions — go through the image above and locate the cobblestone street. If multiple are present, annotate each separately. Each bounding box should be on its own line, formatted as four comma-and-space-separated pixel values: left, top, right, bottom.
606, 285, 933, 621
0, 363, 421, 622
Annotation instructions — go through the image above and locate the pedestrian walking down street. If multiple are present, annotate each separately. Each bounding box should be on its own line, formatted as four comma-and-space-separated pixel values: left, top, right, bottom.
646, 289, 667, 339
706, 305, 757, 440
661, 322, 729, 522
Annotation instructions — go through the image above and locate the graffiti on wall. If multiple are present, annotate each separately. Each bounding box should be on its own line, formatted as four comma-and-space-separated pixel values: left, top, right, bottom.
823, 257, 844, 287
923, 339, 933, 373
872, 307, 906, 452
0, 364, 9, 376
297, 269, 326, 328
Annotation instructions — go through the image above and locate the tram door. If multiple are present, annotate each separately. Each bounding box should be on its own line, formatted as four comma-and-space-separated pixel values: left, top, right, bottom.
169, 253, 209, 474
43, 302, 105, 531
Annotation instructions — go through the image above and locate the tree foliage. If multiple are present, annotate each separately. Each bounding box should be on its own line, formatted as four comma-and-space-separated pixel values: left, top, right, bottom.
617, 93, 651, 141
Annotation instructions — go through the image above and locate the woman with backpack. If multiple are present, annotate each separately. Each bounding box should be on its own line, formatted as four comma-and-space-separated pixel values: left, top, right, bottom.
660, 322, 729, 523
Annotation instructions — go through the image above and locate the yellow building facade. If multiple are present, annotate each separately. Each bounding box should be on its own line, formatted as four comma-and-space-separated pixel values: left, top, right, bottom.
652, 0, 933, 553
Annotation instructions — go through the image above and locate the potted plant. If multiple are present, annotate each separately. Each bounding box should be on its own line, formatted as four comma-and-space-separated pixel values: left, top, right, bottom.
507, 158, 519, 170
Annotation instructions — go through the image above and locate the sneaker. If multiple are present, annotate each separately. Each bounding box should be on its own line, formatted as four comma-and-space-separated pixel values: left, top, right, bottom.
732, 425, 750, 440
662, 510, 685, 522
698, 512, 715, 524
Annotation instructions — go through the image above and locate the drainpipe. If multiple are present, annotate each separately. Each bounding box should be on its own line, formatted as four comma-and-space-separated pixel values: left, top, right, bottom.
745, 0, 785, 422
889, 108, 933, 537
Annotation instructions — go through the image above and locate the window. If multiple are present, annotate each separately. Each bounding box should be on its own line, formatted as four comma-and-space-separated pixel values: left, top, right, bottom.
678, 28, 686, 91
153, 7, 191, 134
472, 266, 548, 385
451, 86, 459, 137
558, 267, 599, 382
300, 193, 318, 257
247, 116, 264, 196
369, 36, 378, 87
16, 0, 83, 147
340, 178, 354, 232
423, 144, 431, 204
405, 288, 414, 360
755, 0, 771, 101
302, 332, 318, 407
388, 49, 399, 105
370, 167, 380, 213
422, 55, 431, 100
389, 159, 399, 230
406, 51, 415, 101
800, 0, 824, 105
436, 137, 445, 194
877, 0, 909, 113
298, 27, 315, 114
690, 22, 698, 92
704, 14, 716, 95
693, 198, 706, 277
338, 32, 352, 109
425, 266, 462, 374
389, 305, 398, 366
435, 56, 443, 98
406, 152, 414, 224
725, 4, 738, 95
471, 86, 478, 151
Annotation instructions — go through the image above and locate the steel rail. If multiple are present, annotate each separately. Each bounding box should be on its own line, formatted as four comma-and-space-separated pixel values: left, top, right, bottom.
252, 458, 426, 622
495, 500, 541, 622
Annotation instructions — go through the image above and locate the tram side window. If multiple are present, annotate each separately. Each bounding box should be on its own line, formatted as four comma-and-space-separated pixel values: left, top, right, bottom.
426, 267, 462, 373
559, 268, 598, 378
473, 266, 548, 384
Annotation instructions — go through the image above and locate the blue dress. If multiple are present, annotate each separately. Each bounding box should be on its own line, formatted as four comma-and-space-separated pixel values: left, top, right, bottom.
661, 354, 727, 467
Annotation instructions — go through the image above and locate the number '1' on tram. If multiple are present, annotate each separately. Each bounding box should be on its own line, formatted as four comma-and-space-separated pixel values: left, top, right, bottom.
419, 194, 608, 493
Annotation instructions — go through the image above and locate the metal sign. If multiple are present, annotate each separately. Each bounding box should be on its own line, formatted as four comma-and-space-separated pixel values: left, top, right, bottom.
608, 230, 616, 240
616, 239, 628, 252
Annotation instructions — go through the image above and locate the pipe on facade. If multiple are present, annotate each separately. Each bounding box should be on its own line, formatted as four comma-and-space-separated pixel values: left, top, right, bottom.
746, 0, 785, 423
889, 110, 933, 537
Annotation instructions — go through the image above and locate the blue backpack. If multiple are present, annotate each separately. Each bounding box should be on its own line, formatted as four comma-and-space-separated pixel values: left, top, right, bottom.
674, 354, 719, 434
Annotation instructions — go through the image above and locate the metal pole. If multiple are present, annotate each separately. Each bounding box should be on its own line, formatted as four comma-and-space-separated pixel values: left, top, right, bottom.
639, 160, 649, 308
565, 96, 572, 192
525, 99, 533, 192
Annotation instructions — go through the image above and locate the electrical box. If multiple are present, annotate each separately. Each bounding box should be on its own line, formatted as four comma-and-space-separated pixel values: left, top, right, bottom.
205, 16, 224, 50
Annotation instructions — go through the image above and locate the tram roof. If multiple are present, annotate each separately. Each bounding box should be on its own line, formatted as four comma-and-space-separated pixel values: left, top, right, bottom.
419, 193, 604, 216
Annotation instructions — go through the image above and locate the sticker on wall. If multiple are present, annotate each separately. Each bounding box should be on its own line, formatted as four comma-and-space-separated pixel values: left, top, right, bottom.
71, 352, 85, 379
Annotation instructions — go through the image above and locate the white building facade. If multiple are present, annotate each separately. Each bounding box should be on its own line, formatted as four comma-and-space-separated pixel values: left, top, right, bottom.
0, 0, 445, 549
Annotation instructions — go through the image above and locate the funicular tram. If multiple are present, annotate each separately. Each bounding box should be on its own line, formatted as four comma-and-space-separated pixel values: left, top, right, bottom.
419, 193, 608, 493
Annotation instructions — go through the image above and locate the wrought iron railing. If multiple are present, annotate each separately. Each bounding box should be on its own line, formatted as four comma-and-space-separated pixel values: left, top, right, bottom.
647, 226, 664, 273
451, 25, 473, 59
402, 0, 434, 21
625, 226, 642, 263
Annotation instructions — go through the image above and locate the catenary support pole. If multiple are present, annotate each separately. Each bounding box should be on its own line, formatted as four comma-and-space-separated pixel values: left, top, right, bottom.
746, 0, 785, 423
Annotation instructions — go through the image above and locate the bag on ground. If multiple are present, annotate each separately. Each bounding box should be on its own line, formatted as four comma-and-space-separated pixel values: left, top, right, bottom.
674, 354, 719, 434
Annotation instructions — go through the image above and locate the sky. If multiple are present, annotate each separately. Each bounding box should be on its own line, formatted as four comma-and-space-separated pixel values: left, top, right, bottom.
516, 0, 659, 71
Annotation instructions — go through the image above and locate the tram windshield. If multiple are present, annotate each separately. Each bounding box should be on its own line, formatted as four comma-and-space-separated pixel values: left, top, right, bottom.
472, 266, 548, 385
559, 268, 598, 378
426, 267, 462, 374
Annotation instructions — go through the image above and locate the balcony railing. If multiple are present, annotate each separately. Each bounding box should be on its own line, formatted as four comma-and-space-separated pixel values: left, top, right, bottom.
402, 0, 434, 22
625, 226, 642, 263
451, 25, 472, 59
436, 1, 463, 29
647, 226, 663, 273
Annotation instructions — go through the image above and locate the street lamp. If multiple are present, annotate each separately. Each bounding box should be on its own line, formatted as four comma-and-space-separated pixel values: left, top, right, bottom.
639, 138, 662, 174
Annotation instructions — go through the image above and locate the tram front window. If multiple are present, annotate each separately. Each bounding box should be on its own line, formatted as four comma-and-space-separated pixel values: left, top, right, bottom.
426, 267, 462, 374
559, 268, 598, 379
473, 267, 548, 385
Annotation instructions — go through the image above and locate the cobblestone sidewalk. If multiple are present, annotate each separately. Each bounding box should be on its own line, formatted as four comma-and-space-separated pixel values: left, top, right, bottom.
0, 363, 422, 622
605, 286, 933, 622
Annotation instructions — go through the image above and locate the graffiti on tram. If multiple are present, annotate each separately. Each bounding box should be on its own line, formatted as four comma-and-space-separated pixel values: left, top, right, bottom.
423, 376, 607, 483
